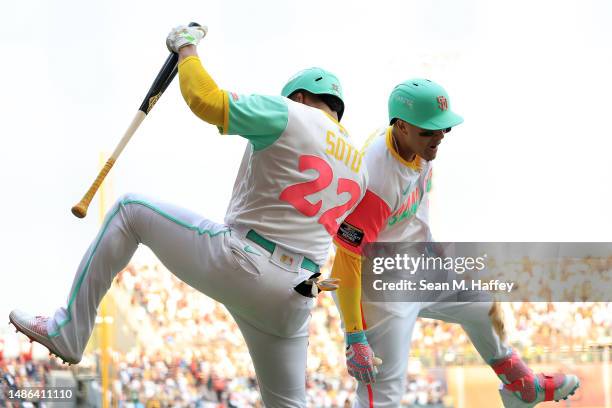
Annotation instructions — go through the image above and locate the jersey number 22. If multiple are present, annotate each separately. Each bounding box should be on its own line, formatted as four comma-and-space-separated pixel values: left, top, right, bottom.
279, 155, 361, 235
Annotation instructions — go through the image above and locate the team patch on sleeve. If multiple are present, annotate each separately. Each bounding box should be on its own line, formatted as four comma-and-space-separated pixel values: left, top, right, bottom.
337, 222, 364, 247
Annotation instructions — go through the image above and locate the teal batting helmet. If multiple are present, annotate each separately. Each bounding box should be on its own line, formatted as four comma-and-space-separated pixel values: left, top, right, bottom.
388, 79, 463, 130
281, 67, 345, 120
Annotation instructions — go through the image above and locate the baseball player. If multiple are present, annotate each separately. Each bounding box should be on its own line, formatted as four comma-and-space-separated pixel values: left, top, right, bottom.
9, 25, 367, 407
331, 79, 580, 407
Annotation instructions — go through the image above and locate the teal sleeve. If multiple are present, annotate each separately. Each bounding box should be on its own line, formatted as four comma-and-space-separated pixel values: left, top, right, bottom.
224, 94, 289, 151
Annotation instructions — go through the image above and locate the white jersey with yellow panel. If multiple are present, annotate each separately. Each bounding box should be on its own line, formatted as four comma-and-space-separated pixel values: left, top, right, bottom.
223, 93, 368, 266
331, 126, 433, 333
335, 126, 432, 255
333, 129, 512, 408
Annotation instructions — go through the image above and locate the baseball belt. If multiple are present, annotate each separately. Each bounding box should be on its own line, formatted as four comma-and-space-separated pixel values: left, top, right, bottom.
245, 230, 320, 273
245, 230, 323, 298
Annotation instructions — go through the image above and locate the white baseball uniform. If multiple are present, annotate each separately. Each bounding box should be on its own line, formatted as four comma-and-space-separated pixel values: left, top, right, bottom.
46, 90, 367, 407
334, 127, 510, 408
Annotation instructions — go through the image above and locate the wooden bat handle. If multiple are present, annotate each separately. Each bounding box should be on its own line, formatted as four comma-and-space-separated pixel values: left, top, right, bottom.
71, 111, 146, 218
71, 158, 116, 218
71, 22, 200, 219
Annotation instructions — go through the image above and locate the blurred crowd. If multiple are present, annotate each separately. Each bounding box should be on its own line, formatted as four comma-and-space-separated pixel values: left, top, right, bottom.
484, 254, 612, 302
1, 252, 610, 407
0, 355, 71, 408
0, 354, 449, 408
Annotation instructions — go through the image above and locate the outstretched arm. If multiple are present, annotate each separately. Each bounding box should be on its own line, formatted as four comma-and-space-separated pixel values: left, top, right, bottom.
166, 25, 225, 126
331, 246, 364, 332
332, 189, 391, 383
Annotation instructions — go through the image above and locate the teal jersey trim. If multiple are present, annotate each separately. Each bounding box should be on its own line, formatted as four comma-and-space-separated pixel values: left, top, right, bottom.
48, 199, 229, 338
227, 94, 288, 151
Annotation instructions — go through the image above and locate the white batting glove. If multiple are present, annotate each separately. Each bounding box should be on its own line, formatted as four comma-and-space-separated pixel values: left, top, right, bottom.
166, 25, 208, 53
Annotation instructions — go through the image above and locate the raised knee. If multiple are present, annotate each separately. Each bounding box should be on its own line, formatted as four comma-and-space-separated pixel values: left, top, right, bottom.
109, 193, 146, 218
116, 192, 139, 205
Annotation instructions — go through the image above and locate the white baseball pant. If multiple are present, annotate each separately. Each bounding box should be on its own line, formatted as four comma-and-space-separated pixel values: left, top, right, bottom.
47, 193, 315, 407
350, 301, 511, 408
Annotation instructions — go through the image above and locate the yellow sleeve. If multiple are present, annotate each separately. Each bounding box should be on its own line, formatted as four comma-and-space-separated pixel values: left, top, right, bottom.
178, 56, 228, 128
331, 245, 363, 332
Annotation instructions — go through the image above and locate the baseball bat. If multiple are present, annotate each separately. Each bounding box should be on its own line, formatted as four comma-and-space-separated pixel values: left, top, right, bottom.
71, 23, 200, 218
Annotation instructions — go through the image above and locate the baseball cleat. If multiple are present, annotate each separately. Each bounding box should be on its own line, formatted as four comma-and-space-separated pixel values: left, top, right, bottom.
9, 310, 80, 365
493, 350, 580, 407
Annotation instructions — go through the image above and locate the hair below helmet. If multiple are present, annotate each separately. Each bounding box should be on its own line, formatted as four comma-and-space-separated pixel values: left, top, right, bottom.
388, 79, 463, 130
281, 67, 345, 120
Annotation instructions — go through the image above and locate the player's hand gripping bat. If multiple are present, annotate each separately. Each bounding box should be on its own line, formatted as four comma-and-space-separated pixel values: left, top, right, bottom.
71, 22, 201, 218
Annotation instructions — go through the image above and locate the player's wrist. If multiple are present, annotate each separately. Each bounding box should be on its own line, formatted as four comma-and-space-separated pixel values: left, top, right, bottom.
346, 331, 367, 345
178, 45, 198, 62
